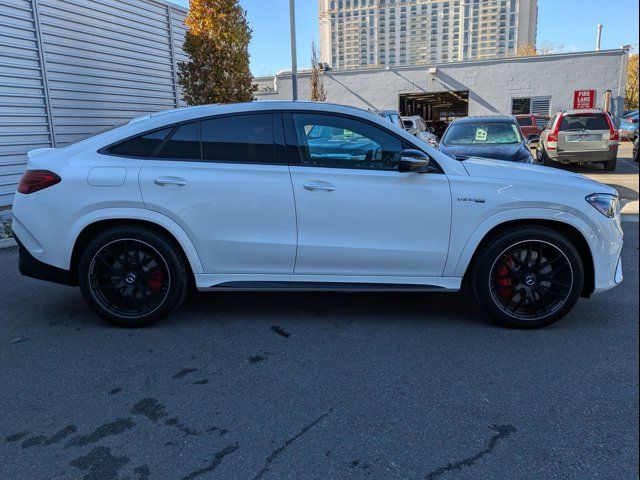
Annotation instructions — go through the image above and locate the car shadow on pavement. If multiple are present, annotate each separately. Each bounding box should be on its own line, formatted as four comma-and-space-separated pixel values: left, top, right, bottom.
175, 289, 491, 328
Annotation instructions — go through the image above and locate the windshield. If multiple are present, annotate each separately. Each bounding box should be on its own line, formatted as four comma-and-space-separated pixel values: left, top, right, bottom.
443, 122, 523, 145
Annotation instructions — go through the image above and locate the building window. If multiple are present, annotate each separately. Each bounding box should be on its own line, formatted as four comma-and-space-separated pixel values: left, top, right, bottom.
512, 96, 551, 116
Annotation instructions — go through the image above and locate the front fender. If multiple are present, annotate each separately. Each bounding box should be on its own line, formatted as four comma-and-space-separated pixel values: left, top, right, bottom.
64, 208, 204, 274
446, 208, 600, 278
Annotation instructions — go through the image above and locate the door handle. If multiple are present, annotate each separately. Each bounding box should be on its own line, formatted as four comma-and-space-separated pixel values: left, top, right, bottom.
154, 177, 187, 187
303, 181, 335, 192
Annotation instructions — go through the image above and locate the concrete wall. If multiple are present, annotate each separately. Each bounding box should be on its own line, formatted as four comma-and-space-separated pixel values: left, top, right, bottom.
256, 49, 628, 118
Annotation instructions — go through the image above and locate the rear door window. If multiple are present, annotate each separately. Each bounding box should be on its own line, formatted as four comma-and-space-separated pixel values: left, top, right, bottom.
560, 114, 609, 131
106, 128, 172, 158
155, 122, 201, 159
201, 114, 276, 164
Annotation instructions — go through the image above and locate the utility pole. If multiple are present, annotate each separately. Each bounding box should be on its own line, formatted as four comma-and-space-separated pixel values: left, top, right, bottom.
289, 0, 298, 100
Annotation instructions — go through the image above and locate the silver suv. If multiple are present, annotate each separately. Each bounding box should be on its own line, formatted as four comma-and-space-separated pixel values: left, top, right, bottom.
401, 115, 438, 147
536, 109, 619, 171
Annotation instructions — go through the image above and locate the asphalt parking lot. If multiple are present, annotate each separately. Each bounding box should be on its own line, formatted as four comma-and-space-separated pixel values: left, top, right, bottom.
0, 230, 638, 480
1, 145, 638, 480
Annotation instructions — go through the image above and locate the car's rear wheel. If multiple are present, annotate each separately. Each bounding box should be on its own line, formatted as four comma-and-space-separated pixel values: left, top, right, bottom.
78, 226, 189, 327
603, 158, 617, 171
471, 227, 584, 329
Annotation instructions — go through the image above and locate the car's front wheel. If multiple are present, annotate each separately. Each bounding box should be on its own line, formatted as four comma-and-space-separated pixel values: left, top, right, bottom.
471, 227, 584, 329
78, 226, 189, 327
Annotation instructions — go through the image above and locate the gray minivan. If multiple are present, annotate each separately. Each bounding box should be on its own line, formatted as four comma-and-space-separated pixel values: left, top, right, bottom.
536, 109, 619, 171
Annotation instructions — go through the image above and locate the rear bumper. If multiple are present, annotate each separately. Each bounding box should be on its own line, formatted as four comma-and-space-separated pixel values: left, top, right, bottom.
549, 149, 617, 163
15, 236, 75, 286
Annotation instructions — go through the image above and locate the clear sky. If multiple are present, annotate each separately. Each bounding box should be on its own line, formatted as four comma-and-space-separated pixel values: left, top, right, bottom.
169, 0, 639, 76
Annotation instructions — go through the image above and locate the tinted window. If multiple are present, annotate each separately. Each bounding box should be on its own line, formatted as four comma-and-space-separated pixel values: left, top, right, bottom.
107, 128, 171, 157
443, 122, 523, 145
201, 114, 274, 163
293, 113, 403, 170
516, 116, 533, 126
559, 114, 609, 131
155, 122, 200, 159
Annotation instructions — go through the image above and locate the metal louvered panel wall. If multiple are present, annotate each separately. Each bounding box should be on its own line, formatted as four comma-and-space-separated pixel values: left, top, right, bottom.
0, 0, 52, 208
0, 0, 188, 209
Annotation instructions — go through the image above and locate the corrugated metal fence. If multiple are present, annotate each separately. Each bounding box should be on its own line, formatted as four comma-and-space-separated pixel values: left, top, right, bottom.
0, 0, 187, 209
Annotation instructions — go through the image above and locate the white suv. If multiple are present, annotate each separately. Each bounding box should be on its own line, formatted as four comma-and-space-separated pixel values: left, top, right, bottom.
13, 102, 623, 328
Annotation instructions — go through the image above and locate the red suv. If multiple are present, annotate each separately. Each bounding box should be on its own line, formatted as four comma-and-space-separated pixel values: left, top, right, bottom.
515, 114, 549, 146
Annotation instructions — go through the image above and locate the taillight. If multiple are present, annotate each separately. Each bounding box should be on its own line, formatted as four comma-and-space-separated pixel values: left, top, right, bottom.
604, 113, 619, 141
547, 115, 560, 151
18, 170, 61, 194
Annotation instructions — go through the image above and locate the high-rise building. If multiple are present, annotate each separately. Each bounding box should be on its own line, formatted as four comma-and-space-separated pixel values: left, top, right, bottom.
318, 0, 538, 69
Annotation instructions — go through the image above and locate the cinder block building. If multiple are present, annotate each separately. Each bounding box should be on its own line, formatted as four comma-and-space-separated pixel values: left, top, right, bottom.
256, 48, 629, 124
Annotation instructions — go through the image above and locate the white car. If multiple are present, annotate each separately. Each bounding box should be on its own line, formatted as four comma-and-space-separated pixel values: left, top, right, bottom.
402, 115, 439, 147
13, 102, 623, 328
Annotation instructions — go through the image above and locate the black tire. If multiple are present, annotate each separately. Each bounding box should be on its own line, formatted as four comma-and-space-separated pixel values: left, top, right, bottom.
471, 226, 584, 329
538, 146, 554, 167
78, 226, 189, 327
603, 158, 617, 171
633, 137, 638, 162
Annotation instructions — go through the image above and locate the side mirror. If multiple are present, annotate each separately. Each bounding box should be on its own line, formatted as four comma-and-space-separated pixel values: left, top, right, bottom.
398, 149, 431, 173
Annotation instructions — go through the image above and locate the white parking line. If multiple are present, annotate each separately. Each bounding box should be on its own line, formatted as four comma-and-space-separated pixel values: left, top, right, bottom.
621, 159, 639, 171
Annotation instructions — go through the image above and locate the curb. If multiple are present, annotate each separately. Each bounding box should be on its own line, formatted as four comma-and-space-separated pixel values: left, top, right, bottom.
0, 238, 17, 249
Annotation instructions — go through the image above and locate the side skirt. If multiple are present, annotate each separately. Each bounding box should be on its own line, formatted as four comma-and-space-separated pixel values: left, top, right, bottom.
195, 274, 462, 292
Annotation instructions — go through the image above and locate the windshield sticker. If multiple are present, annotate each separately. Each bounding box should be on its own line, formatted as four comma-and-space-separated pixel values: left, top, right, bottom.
475, 128, 487, 141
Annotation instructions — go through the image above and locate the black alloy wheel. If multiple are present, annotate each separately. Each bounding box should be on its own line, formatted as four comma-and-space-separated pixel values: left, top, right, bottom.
88, 239, 170, 319
472, 226, 584, 329
78, 226, 189, 327
489, 240, 573, 321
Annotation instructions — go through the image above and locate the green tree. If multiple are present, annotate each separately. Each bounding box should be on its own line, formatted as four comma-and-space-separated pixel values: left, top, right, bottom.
625, 54, 639, 110
178, 0, 256, 105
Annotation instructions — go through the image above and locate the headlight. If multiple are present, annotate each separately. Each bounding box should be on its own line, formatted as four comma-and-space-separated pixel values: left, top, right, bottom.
586, 193, 619, 218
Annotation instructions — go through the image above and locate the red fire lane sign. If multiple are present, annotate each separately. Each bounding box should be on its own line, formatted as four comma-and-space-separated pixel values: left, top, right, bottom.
574, 90, 596, 109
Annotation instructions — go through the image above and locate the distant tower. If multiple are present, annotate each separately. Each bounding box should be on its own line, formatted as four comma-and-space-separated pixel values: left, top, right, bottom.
318, 0, 539, 69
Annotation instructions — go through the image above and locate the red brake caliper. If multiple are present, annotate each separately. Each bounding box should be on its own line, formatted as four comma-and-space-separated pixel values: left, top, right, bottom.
146, 269, 165, 292
496, 255, 514, 299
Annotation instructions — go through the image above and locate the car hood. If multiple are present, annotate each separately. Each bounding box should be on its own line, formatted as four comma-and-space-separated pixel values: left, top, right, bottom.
460, 156, 617, 194
440, 143, 525, 161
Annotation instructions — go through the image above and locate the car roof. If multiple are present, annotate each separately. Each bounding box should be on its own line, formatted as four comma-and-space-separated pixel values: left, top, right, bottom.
561, 109, 606, 116
514, 114, 548, 118
121, 101, 407, 133
451, 115, 516, 124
